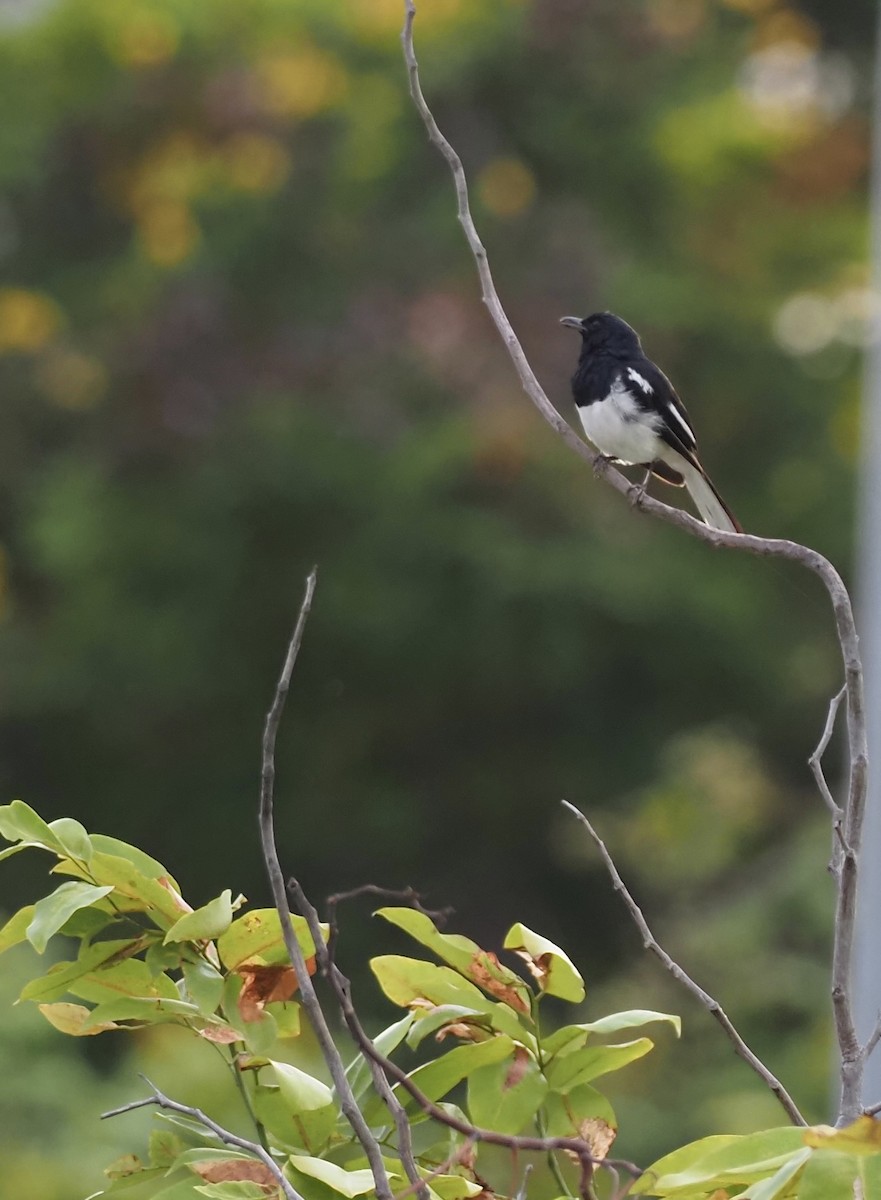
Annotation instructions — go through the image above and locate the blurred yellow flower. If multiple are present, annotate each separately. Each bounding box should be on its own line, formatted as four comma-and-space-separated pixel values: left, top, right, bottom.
108, 9, 180, 68
0, 289, 62, 352
257, 47, 348, 119
128, 133, 212, 214
648, 0, 706, 40
223, 133, 290, 193
36, 350, 107, 410
137, 200, 200, 266
477, 157, 536, 218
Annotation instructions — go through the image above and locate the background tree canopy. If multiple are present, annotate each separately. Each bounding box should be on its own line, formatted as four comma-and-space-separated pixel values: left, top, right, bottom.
0, 0, 875, 1194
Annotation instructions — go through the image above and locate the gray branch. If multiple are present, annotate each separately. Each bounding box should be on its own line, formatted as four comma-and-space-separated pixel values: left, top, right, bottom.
258, 570, 393, 1200
400, 0, 869, 1124
561, 801, 806, 1126
101, 1075, 302, 1200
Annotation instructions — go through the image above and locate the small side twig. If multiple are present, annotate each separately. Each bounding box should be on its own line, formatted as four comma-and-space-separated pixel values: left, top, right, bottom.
809, 685, 846, 826
258, 570, 394, 1200
562, 800, 806, 1126
101, 1075, 301, 1200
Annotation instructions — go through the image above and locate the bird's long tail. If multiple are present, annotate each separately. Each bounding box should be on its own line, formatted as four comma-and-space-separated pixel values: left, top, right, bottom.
680, 460, 742, 534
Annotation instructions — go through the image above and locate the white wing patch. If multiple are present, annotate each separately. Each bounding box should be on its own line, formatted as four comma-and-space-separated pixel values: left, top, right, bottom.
627, 368, 653, 395
663, 399, 695, 448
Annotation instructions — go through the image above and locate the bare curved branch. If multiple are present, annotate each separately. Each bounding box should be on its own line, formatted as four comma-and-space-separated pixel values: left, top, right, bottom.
399, 0, 868, 1123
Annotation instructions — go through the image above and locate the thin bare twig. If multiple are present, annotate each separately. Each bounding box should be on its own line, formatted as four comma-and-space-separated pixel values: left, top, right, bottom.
101, 1075, 302, 1200
258, 570, 393, 1200
864, 1012, 881, 1062
561, 800, 806, 1126
289, 876, 430, 1200
392, 1139, 476, 1200
400, 0, 868, 1122
809, 686, 846, 824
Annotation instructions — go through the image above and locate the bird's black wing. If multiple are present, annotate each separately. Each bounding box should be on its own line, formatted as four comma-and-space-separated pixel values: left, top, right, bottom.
625, 358, 702, 469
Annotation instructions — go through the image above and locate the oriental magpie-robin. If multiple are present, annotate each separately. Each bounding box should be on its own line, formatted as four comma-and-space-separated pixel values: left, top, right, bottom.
560, 311, 741, 534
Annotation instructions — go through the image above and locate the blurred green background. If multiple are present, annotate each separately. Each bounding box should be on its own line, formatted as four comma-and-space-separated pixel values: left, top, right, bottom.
0, 0, 876, 1194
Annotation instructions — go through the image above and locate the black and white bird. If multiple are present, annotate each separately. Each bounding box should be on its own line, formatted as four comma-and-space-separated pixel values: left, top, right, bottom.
560, 311, 741, 534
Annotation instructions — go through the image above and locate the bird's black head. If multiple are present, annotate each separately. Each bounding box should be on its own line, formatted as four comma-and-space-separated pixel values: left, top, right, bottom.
559, 311, 642, 358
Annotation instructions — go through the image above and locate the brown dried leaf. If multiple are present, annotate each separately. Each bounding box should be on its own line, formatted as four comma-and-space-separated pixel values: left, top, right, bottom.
196, 1023, 241, 1044
237, 962, 307, 1023
157, 876, 193, 914
578, 1117, 617, 1162
436, 1021, 483, 1043
190, 1158, 277, 1189
513, 948, 551, 988
503, 1046, 530, 1091
469, 952, 529, 1013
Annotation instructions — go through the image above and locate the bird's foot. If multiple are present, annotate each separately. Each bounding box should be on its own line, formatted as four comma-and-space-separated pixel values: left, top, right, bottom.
628, 467, 653, 510
592, 453, 615, 479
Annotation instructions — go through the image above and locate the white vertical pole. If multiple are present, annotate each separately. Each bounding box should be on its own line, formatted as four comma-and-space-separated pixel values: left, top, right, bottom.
854, 12, 881, 1107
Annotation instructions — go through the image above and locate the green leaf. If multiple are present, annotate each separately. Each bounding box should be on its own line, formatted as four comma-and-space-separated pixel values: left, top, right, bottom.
272, 1060, 334, 1111
287, 1155, 377, 1197
57, 851, 188, 928
375, 908, 531, 1010
370, 955, 489, 1010
48, 817, 93, 863
183, 958, 225, 1015
395, 1035, 515, 1112
26, 882, 115, 953
67, 956, 180, 1005
577, 1009, 681, 1039
217, 909, 325, 969
242, 1009, 278, 1055
636, 1128, 807, 1195
0, 800, 62, 851
0, 905, 35, 955
347, 1013, 414, 1098
146, 940, 185, 976
631, 1135, 739, 1194
800, 1150, 881, 1200
164, 890, 234, 944
467, 1048, 548, 1134
744, 1149, 811, 1200
543, 1082, 617, 1137
503, 924, 585, 1002
425, 1177, 484, 1200
149, 1129, 187, 1169
19, 938, 149, 1002
89, 834, 178, 887
254, 1079, 336, 1154
264, 1001, 300, 1038
546, 1039, 654, 1090
84, 995, 201, 1027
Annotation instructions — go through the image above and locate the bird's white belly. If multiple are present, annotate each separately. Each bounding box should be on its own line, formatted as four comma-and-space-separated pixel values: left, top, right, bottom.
577, 387, 661, 465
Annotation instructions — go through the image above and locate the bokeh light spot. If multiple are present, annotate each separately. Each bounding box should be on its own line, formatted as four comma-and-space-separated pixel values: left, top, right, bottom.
223, 133, 290, 193
110, 10, 179, 69
477, 157, 536, 219
257, 48, 348, 119
137, 200, 199, 267
0, 288, 61, 352
36, 350, 107, 410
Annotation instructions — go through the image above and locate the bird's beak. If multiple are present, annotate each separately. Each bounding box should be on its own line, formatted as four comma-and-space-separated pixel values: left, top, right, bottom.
559, 316, 582, 330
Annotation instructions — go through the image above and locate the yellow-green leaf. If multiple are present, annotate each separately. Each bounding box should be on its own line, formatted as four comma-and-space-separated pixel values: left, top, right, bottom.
804, 1115, 881, 1155
217, 909, 325, 969
38, 1001, 120, 1035
164, 890, 234, 944
502, 923, 584, 1002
